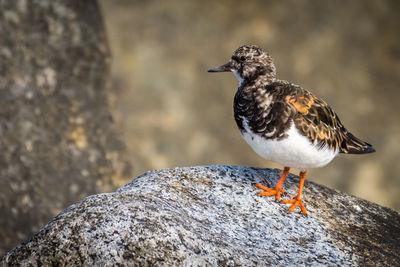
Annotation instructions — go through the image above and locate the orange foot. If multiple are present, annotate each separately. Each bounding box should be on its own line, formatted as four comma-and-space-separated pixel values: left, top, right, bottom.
255, 183, 284, 201
281, 197, 307, 216
255, 167, 290, 202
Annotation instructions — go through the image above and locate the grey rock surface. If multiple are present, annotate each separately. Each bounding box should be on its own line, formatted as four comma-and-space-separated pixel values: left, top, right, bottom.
0, 0, 131, 255
2, 166, 399, 266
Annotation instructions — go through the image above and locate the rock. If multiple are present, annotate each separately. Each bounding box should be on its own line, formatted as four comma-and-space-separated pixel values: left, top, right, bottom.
2, 166, 399, 266
0, 0, 131, 255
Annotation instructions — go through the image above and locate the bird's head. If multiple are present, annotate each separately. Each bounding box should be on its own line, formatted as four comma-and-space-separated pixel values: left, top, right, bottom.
208, 44, 276, 85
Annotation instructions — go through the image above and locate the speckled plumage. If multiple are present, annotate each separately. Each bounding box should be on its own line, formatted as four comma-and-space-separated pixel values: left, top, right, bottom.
210, 44, 375, 159
236, 46, 374, 155
208, 44, 375, 215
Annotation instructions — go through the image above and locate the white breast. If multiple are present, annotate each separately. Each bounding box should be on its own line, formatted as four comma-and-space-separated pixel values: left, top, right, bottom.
241, 120, 338, 171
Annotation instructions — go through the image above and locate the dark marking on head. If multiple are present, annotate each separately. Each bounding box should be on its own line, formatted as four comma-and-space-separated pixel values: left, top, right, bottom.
230, 45, 277, 84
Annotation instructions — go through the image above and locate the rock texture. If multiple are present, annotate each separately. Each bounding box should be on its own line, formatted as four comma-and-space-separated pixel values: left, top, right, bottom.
2, 166, 399, 266
0, 1, 130, 255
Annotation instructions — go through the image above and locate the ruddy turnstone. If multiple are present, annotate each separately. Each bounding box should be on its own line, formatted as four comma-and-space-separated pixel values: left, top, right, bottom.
208, 44, 375, 216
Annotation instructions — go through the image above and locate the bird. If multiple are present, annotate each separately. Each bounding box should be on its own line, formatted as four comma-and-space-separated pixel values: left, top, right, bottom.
208, 44, 375, 216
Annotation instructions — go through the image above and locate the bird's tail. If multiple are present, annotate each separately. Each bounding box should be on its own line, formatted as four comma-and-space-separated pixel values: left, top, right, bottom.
340, 129, 375, 154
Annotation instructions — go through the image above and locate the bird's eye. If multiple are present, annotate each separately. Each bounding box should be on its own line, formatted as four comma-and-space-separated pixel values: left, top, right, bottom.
240, 56, 246, 61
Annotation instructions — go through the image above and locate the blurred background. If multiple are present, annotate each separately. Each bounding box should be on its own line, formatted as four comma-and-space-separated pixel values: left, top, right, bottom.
99, 0, 400, 210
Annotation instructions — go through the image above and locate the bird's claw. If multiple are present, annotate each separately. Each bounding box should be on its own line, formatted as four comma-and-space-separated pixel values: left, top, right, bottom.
281, 197, 307, 216
255, 183, 284, 202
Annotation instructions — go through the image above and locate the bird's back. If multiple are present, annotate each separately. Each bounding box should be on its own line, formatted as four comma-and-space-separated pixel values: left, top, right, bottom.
235, 80, 375, 154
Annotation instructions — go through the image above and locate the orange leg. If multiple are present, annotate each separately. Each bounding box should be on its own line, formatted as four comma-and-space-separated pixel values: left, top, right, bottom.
281, 170, 308, 216
255, 167, 290, 202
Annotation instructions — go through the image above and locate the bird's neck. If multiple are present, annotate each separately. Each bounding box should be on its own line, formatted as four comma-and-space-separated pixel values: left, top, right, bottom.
252, 74, 276, 87
237, 74, 276, 91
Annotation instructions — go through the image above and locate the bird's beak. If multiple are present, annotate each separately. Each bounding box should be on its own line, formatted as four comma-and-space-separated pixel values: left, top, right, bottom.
208, 61, 233, 73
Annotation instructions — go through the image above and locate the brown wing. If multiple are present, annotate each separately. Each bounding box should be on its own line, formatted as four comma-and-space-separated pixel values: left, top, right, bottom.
284, 85, 375, 154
